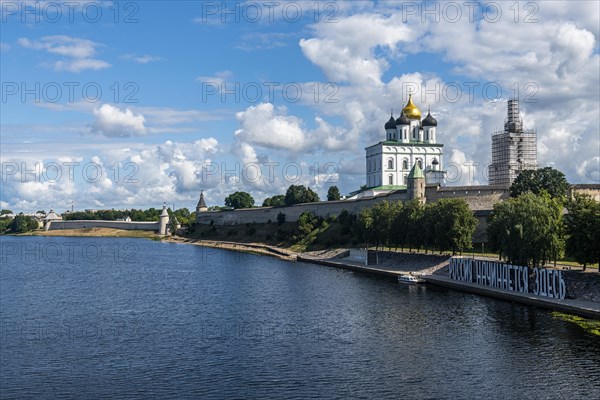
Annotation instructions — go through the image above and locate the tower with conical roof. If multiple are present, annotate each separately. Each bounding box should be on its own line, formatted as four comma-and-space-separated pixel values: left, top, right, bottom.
159, 203, 169, 235
196, 191, 208, 213
407, 163, 426, 203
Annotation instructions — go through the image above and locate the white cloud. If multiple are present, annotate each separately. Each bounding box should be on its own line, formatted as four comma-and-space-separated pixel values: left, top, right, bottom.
91, 104, 147, 137
196, 70, 233, 87
233, 103, 350, 155
18, 35, 110, 72
121, 54, 163, 64
0, 138, 221, 212
299, 13, 413, 85
54, 58, 110, 72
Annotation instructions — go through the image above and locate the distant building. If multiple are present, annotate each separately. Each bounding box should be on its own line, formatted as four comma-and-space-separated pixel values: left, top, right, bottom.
488, 99, 538, 185
569, 184, 600, 202
364, 94, 446, 195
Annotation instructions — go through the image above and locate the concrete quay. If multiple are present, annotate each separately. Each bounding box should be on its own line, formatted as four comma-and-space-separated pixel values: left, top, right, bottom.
424, 274, 600, 320
296, 255, 600, 320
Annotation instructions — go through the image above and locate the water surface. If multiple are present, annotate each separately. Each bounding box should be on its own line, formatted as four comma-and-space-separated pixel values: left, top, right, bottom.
1, 236, 599, 399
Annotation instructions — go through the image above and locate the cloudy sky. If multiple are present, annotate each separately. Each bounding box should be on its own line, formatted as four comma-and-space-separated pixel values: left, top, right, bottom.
1, 0, 599, 212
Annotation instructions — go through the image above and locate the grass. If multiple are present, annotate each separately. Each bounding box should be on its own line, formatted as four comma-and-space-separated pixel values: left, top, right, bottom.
23, 227, 160, 239
552, 312, 600, 336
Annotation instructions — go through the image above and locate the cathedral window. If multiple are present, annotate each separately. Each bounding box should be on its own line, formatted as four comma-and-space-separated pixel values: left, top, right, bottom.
417, 159, 423, 169
388, 159, 393, 170
403, 159, 408, 170
389, 175, 393, 185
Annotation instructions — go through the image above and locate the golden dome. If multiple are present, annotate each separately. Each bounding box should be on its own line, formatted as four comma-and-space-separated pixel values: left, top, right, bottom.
402, 94, 421, 120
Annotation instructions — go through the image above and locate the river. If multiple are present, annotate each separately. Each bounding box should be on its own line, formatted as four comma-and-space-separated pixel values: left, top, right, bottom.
1, 236, 599, 399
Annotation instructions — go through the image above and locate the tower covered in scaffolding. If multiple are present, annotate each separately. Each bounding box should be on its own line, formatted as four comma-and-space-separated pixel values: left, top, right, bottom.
488, 99, 538, 186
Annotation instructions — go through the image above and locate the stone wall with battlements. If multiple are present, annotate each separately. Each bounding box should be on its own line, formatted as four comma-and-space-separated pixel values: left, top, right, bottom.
425, 185, 510, 210
197, 190, 411, 225
196, 185, 511, 235
47, 220, 161, 231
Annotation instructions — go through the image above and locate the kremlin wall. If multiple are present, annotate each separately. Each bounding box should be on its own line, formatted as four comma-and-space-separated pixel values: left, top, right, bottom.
195, 184, 509, 243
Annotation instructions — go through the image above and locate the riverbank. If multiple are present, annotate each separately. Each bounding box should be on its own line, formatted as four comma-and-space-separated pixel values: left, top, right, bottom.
20, 227, 160, 239
165, 236, 297, 261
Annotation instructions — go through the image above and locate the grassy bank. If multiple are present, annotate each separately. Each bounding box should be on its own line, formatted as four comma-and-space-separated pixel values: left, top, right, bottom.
187, 220, 599, 272
20, 227, 161, 239
186, 219, 358, 253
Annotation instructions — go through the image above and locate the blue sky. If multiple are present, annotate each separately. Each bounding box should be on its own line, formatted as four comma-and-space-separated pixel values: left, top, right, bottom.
1, 1, 599, 212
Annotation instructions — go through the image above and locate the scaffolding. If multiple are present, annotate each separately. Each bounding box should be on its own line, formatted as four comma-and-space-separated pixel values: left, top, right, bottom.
488, 99, 538, 185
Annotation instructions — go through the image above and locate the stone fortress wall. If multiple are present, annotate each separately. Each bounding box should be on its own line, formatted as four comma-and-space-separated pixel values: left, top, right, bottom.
47, 220, 161, 231
196, 184, 509, 244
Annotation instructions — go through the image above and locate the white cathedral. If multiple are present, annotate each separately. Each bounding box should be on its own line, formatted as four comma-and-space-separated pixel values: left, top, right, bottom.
363, 94, 446, 195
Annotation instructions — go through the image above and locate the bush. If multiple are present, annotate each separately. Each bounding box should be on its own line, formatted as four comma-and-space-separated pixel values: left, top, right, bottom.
9, 215, 39, 233
277, 212, 286, 226
298, 211, 318, 235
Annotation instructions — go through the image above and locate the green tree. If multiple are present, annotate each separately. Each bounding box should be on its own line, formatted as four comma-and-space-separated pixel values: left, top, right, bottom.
404, 200, 424, 252
0, 217, 12, 234
327, 186, 341, 201
510, 167, 569, 199
298, 211, 318, 236
357, 208, 376, 247
389, 201, 405, 250
263, 195, 286, 207
284, 185, 320, 206
565, 195, 600, 271
371, 201, 393, 249
9, 214, 39, 233
428, 199, 477, 255
488, 192, 564, 267
0, 209, 12, 215
173, 208, 191, 226
224, 191, 255, 209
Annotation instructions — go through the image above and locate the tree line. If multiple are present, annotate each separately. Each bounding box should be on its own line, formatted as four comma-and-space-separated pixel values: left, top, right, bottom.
224, 184, 342, 209
354, 198, 478, 254
488, 167, 600, 270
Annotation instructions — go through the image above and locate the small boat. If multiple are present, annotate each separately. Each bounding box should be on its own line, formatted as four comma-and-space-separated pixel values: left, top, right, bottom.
398, 274, 425, 284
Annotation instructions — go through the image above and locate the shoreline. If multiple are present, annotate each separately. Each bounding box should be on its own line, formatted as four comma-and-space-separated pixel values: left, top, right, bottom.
8, 229, 599, 320
164, 236, 298, 261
